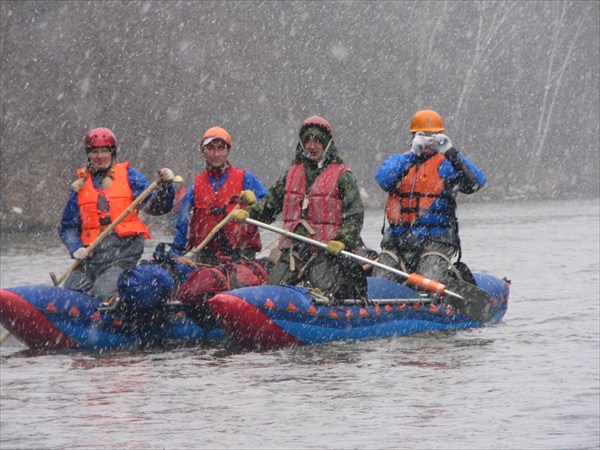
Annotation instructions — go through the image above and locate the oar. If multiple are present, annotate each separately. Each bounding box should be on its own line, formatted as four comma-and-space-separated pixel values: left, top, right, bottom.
244, 218, 493, 322
182, 205, 240, 258
245, 218, 462, 298
50, 179, 161, 287
0, 329, 11, 345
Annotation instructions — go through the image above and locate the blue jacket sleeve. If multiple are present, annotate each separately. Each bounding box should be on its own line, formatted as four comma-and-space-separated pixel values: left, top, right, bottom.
170, 186, 195, 255
58, 190, 84, 256
127, 167, 175, 215
375, 152, 417, 192
440, 150, 487, 194
243, 172, 268, 201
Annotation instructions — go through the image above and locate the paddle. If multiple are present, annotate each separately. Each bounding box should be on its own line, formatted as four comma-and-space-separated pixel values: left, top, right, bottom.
183, 205, 240, 258
244, 218, 494, 322
0, 329, 10, 345
50, 179, 161, 287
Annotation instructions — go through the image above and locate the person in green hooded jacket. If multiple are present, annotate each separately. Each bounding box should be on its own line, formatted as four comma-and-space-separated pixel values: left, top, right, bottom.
231, 115, 367, 301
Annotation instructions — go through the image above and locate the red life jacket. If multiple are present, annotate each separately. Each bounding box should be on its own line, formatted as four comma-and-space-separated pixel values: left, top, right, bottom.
77, 162, 151, 245
385, 153, 446, 225
280, 162, 349, 249
188, 166, 261, 252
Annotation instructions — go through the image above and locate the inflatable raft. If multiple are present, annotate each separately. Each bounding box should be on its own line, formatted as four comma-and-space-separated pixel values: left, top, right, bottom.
0, 284, 223, 350
207, 273, 509, 350
0, 263, 508, 351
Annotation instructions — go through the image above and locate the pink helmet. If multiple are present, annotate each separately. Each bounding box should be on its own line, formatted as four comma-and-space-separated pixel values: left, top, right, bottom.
300, 115, 333, 138
85, 127, 117, 150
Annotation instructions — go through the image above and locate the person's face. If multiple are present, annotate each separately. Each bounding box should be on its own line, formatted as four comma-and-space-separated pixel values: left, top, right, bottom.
88, 147, 113, 171
174, 182, 183, 192
201, 139, 231, 169
303, 136, 326, 161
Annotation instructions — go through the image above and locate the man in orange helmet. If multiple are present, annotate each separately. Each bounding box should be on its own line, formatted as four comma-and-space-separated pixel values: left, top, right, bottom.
170, 126, 267, 264
374, 110, 487, 285
59, 127, 175, 302
231, 116, 367, 301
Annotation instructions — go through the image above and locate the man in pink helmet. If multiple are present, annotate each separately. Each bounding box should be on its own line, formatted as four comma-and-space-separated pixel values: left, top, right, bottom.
59, 127, 175, 302
231, 116, 367, 301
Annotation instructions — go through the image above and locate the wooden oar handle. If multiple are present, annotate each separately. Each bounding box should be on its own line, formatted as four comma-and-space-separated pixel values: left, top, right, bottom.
53, 258, 83, 287
0, 329, 11, 345
184, 204, 241, 257
51, 179, 161, 286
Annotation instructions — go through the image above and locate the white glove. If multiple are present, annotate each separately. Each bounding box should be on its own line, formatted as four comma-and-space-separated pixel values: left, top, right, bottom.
432, 134, 453, 155
158, 168, 175, 185
73, 247, 89, 260
410, 132, 429, 156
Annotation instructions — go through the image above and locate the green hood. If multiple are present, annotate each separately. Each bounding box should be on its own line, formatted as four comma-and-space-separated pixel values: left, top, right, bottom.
293, 139, 345, 167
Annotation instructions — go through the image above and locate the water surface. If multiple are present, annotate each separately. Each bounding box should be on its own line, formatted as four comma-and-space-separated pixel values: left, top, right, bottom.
1, 199, 599, 449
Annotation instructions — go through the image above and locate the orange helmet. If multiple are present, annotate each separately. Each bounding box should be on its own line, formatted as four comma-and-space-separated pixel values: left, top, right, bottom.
409, 110, 445, 133
200, 126, 232, 148
300, 115, 333, 138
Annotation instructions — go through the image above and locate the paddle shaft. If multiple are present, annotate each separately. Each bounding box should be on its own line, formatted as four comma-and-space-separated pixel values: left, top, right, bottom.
184, 204, 240, 258
52, 179, 161, 286
0, 329, 10, 345
244, 218, 464, 301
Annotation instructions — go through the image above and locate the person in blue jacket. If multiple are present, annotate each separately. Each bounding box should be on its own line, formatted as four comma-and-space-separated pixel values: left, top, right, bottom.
59, 127, 175, 302
170, 126, 267, 265
374, 110, 486, 285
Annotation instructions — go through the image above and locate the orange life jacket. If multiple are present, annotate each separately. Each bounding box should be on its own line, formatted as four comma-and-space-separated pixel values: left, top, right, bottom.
385, 153, 448, 226
280, 162, 349, 249
77, 162, 151, 245
188, 166, 261, 252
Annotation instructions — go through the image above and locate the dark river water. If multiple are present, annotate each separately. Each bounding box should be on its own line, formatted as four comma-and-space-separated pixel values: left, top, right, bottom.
1, 199, 599, 449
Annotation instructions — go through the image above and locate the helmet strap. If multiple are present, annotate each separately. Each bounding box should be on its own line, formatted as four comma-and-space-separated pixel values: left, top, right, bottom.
317, 139, 333, 168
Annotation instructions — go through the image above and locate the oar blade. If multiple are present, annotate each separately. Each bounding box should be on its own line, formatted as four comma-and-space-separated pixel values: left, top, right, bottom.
444, 279, 493, 323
